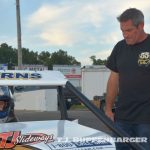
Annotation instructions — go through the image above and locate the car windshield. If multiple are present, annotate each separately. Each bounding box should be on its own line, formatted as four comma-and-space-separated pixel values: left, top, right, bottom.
0, 86, 10, 97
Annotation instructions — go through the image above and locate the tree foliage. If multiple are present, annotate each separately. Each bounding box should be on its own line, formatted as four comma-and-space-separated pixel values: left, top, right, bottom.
38, 51, 51, 65
0, 43, 17, 69
22, 48, 39, 64
90, 55, 107, 65
0, 43, 80, 69
50, 49, 80, 68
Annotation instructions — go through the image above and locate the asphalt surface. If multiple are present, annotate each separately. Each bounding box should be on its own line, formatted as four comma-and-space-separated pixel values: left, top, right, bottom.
15, 110, 112, 135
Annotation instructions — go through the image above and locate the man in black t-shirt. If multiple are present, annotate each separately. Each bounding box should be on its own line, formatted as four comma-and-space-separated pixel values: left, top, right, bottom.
105, 8, 150, 150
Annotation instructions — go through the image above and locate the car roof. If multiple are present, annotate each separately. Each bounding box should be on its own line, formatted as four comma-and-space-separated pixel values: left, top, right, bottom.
0, 70, 68, 86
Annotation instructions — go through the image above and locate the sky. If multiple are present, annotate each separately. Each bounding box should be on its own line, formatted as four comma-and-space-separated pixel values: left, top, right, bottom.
0, 0, 150, 66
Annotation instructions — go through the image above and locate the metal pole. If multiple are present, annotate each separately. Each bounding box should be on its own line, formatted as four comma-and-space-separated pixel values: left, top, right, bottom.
16, 0, 22, 69
57, 86, 68, 120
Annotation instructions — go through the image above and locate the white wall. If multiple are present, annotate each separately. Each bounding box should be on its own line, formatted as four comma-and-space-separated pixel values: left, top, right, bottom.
14, 89, 58, 111
82, 67, 110, 100
69, 78, 81, 87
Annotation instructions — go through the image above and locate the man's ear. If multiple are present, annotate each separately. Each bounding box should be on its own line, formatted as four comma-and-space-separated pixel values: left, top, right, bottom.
138, 22, 144, 30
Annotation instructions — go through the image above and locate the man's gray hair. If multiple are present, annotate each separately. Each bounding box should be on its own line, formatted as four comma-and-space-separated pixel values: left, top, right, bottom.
117, 8, 144, 26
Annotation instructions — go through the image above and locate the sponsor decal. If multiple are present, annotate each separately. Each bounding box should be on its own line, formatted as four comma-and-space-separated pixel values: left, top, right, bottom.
49, 138, 112, 150
65, 74, 81, 79
138, 52, 150, 66
0, 131, 54, 149
0, 73, 41, 80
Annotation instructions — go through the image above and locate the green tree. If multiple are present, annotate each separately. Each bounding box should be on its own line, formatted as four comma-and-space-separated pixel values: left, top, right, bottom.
0, 43, 17, 69
0, 43, 81, 70
90, 55, 96, 64
90, 55, 107, 65
22, 48, 39, 64
38, 51, 51, 65
49, 49, 80, 69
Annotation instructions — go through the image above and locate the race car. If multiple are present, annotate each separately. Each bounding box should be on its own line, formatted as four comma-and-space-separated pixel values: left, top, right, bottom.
0, 70, 143, 150
0, 85, 18, 123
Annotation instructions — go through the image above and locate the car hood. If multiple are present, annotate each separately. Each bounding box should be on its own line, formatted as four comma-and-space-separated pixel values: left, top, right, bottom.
0, 120, 115, 150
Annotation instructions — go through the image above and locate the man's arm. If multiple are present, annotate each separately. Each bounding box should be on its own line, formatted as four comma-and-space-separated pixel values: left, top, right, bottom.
105, 71, 119, 121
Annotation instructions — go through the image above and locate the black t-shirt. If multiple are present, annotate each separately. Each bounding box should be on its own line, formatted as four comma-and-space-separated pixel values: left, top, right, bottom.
106, 35, 150, 123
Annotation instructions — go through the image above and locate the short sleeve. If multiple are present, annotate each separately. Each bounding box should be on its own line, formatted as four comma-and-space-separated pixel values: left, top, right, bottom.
106, 44, 119, 72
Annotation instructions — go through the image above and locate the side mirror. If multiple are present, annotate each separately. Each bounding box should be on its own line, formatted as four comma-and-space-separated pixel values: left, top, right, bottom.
14, 86, 24, 92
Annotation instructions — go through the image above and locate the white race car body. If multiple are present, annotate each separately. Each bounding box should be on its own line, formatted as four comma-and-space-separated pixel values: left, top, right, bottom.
0, 70, 116, 149
0, 120, 115, 149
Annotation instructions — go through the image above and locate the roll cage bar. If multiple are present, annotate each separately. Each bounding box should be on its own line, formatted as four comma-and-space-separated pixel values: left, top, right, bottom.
58, 81, 145, 150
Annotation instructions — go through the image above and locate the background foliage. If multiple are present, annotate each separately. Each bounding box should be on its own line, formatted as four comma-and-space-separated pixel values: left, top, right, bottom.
0, 43, 107, 69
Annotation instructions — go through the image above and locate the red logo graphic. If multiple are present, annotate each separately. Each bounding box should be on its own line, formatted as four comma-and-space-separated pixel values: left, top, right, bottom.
0, 131, 20, 149
0, 131, 54, 149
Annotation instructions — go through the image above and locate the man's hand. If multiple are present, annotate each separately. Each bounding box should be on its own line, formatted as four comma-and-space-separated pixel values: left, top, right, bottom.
105, 110, 114, 122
